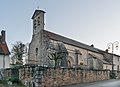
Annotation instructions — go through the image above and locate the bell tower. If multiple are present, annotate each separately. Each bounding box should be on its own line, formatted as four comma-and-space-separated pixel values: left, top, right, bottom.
32, 10, 45, 35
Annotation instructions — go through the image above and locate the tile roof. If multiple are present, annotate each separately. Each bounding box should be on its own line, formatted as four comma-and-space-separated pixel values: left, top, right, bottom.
0, 43, 10, 55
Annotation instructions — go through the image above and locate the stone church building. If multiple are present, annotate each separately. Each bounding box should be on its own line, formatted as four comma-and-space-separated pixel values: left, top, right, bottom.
28, 10, 112, 70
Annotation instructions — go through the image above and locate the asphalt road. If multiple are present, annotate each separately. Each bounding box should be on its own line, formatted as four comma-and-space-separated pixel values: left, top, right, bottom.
60, 79, 120, 87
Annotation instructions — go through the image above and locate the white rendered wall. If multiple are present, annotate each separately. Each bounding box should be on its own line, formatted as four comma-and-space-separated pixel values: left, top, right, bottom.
0, 55, 10, 69
113, 55, 120, 71
103, 64, 112, 70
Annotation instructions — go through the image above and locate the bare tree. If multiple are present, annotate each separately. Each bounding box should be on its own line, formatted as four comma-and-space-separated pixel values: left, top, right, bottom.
11, 41, 26, 64
48, 52, 63, 67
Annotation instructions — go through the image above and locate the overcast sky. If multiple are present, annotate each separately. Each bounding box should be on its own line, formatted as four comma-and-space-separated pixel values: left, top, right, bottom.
0, 0, 120, 54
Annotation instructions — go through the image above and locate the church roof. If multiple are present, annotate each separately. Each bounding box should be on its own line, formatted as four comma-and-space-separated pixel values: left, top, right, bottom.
31, 10, 45, 19
88, 53, 112, 65
44, 30, 113, 65
43, 30, 101, 53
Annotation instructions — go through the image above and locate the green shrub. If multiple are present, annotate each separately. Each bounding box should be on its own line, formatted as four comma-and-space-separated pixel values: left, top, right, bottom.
0, 80, 7, 84
8, 76, 20, 84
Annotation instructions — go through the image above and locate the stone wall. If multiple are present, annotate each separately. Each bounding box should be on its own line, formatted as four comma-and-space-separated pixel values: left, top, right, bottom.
3, 69, 11, 80
42, 68, 110, 87
4, 66, 110, 87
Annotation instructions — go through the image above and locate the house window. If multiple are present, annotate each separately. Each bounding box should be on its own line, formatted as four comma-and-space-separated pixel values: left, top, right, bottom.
36, 48, 38, 58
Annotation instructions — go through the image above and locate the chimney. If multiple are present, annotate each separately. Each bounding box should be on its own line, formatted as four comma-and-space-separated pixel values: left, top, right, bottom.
91, 44, 94, 47
105, 49, 108, 52
1, 30, 6, 43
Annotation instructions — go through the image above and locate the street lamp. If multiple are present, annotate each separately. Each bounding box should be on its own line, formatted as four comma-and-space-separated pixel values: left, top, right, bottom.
107, 41, 119, 78
107, 41, 119, 53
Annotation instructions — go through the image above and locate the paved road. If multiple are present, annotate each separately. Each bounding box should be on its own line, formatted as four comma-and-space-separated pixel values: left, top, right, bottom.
60, 79, 120, 87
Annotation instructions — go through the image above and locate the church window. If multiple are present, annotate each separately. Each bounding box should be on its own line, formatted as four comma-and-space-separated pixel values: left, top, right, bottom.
37, 16, 40, 26
75, 52, 78, 66
34, 26, 36, 29
68, 60, 71, 67
34, 19, 36, 22
38, 20, 40, 26
34, 20, 36, 29
75, 50, 82, 66
36, 48, 38, 58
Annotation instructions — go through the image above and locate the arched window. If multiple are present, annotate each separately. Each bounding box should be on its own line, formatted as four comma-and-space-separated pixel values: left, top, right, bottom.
68, 60, 71, 67
36, 48, 38, 58
38, 20, 40, 26
75, 49, 82, 66
34, 20, 36, 29
67, 56, 74, 67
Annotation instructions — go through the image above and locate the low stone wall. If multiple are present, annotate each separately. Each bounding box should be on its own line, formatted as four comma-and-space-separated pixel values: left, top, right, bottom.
1, 68, 12, 80
42, 68, 110, 87
4, 65, 110, 87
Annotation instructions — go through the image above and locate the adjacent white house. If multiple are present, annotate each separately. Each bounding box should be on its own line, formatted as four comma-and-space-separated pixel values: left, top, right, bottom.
113, 54, 120, 71
0, 30, 10, 69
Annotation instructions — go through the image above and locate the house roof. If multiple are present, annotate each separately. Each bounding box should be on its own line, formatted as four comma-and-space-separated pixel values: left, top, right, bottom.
0, 43, 10, 55
44, 30, 100, 53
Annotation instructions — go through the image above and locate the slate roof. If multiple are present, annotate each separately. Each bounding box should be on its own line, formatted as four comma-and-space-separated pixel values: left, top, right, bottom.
43, 30, 101, 53
0, 43, 10, 55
